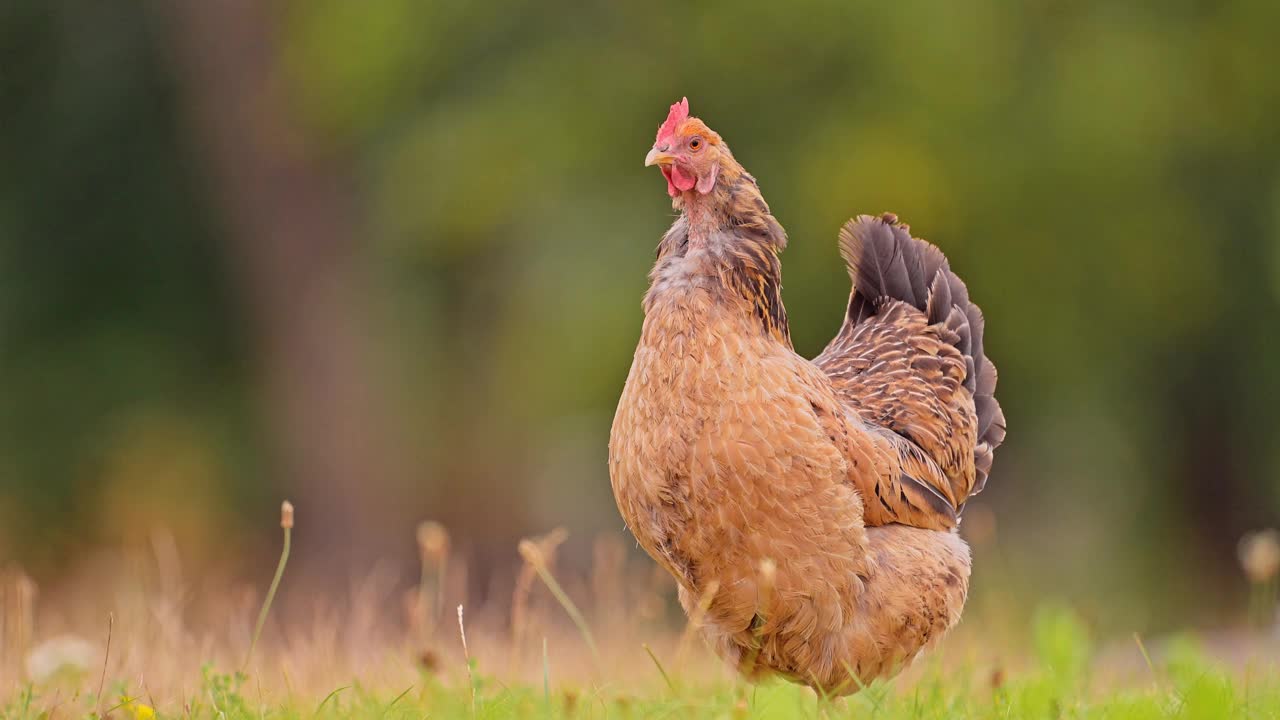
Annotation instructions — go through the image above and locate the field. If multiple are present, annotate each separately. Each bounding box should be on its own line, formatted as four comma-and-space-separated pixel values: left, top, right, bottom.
4, 612, 1279, 719
3, 517, 1278, 720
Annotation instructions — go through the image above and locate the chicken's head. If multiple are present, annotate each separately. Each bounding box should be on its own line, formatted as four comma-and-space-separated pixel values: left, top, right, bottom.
645, 97, 724, 198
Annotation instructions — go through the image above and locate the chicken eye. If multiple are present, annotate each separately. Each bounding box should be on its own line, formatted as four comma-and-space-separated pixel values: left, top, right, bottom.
689, 136, 703, 151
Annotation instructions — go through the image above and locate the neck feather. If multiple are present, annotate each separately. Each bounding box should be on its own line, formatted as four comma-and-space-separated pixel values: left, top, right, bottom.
648, 156, 791, 346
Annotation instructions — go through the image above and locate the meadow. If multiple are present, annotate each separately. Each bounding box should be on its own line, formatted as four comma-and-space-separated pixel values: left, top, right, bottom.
3, 506, 1277, 720
6, 640, 1278, 720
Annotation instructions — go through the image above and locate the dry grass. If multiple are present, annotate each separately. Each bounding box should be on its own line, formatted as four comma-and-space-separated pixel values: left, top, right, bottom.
0, 516, 710, 705
1, 506, 1278, 718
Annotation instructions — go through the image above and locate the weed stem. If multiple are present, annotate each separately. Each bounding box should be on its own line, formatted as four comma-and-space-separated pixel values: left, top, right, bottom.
518, 540, 601, 667
243, 501, 293, 673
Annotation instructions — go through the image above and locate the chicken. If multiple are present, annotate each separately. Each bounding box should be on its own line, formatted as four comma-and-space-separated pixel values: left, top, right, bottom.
609, 98, 1006, 694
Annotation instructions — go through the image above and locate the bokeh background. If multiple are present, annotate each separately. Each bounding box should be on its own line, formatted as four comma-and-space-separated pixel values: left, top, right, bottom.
3, 0, 1279, 636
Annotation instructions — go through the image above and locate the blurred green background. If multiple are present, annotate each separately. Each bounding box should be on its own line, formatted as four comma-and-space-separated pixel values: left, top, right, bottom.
2, 0, 1278, 633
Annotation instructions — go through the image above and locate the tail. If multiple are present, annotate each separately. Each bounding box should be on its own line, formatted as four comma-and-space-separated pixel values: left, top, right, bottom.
836, 213, 1006, 496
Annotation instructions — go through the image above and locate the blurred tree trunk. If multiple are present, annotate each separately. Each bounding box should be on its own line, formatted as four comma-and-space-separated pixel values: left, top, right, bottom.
155, 0, 408, 576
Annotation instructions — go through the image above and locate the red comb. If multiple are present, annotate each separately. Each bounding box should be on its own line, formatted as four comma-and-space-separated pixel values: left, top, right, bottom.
655, 97, 689, 145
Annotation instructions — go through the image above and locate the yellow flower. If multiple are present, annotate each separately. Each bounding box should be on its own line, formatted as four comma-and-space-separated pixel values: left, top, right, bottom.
120, 696, 156, 720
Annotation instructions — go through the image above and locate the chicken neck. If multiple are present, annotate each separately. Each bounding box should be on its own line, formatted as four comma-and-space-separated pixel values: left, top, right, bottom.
646, 158, 792, 347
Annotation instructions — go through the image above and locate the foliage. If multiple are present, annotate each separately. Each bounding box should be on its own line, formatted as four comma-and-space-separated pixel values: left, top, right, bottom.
1, 0, 1279, 629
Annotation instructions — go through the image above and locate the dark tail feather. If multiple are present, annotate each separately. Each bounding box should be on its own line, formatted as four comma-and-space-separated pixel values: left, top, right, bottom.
838, 212, 1006, 496
840, 212, 947, 323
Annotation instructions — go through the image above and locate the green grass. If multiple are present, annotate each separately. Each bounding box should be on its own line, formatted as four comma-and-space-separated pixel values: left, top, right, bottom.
5, 611, 1278, 720
4, 651, 1277, 719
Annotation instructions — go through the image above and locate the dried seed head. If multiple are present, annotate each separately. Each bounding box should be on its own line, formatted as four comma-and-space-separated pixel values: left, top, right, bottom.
417, 522, 449, 560
417, 648, 441, 674
517, 527, 568, 570
456, 604, 469, 655
517, 539, 544, 568
280, 500, 294, 529
562, 689, 579, 714
1239, 528, 1280, 584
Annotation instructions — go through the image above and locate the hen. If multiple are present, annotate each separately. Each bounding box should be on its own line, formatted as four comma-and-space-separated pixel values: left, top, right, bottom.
609, 98, 1006, 694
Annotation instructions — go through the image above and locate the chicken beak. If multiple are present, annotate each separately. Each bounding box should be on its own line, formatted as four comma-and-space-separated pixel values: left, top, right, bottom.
645, 148, 676, 167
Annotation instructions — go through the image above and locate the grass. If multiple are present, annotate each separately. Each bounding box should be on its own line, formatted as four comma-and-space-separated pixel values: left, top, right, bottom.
4, 597, 1278, 720
3, 630, 1278, 719
3, 508, 1278, 719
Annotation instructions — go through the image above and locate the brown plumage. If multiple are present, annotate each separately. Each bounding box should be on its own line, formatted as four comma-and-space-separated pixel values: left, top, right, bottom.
610, 99, 1005, 694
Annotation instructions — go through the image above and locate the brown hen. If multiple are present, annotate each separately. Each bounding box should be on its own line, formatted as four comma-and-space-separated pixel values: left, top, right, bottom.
609, 98, 1006, 694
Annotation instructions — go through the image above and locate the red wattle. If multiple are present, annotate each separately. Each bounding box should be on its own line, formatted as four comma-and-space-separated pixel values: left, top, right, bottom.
660, 164, 698, 197
661, 167, 678, 197
670, 165, 696, 193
